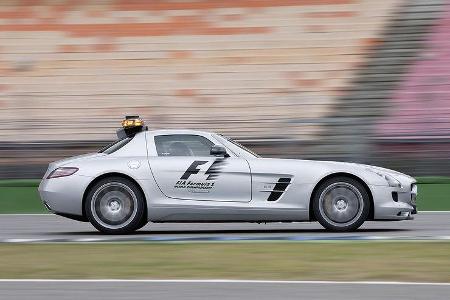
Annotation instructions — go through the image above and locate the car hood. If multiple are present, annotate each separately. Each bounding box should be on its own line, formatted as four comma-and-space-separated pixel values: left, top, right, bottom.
317, 160, 415, 181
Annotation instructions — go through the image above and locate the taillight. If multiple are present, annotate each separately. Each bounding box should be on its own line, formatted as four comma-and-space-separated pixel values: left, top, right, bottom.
47, 167, 79, 179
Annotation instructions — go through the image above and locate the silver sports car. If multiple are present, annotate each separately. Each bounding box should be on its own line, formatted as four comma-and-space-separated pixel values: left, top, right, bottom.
39, 116, 417, 234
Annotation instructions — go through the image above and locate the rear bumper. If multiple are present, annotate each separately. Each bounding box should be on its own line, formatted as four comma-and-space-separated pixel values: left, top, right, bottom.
38, 175, 92, 218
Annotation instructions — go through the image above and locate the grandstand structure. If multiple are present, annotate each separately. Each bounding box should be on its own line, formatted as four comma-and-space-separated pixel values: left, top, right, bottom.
0, 0, 449, 177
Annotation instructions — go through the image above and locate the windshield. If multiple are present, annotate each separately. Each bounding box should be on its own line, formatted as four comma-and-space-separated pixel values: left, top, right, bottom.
216, 134, 260, 158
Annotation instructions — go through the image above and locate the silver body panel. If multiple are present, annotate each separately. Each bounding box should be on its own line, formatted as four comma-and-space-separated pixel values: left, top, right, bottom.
39, 130, 417, 223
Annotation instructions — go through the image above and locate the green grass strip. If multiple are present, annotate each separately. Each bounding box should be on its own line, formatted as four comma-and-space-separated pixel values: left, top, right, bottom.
0, 187, 46, 213
416, 176, 450, 184
0, 179, 40, 187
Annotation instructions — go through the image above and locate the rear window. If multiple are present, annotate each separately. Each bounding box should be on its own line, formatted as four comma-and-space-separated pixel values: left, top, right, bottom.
98, 137, 131, 154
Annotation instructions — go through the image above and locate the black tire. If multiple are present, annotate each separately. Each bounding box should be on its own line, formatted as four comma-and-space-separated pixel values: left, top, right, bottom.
312, 176, 370, 232
85, 176, 146, 234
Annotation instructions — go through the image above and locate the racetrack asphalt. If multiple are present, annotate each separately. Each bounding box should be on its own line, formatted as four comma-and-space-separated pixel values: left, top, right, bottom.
0, 212, 449, 242
1, 280, 449, 300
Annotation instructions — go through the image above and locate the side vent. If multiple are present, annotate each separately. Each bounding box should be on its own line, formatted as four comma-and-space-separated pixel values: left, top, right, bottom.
267, 177, 291, 201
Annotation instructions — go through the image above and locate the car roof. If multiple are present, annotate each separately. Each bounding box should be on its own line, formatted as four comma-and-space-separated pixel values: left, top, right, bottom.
144, 129, 217, 136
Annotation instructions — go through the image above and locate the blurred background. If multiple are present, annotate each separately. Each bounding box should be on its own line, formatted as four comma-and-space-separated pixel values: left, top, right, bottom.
0, 0, 449, 178
0, 3, 450, 294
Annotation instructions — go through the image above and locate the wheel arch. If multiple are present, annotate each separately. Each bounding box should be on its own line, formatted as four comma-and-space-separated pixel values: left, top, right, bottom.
81, 172, 148, 221
308, 172, 374, 221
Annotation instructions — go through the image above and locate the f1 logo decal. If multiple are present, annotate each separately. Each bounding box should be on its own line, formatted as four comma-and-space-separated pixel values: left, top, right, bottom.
180, 161, 208, 180
180, 159, 227, 181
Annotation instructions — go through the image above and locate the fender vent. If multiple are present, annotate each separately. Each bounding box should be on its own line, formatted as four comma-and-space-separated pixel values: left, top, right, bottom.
267, 177, 291, 201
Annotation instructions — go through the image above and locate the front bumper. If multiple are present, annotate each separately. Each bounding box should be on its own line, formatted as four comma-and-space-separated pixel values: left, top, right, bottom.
371, 183, 417, 220
38, 174, 92, 217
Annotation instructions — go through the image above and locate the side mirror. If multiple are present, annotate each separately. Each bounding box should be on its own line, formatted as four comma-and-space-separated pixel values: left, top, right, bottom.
210, 145, 230, 157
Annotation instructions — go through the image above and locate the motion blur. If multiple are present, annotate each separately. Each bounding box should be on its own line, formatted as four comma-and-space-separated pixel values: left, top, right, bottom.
0, 0, 449, 178
1, 3, 450, 299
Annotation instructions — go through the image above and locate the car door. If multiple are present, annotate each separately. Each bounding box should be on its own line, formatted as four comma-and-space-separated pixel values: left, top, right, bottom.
148, 133, 251, 202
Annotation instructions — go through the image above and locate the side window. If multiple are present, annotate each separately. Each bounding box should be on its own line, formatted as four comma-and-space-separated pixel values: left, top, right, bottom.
155, 135, 214, 157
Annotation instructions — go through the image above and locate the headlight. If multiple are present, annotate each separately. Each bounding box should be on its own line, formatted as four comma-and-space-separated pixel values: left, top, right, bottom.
367, 168, 402, 188
47, 167, 79, 179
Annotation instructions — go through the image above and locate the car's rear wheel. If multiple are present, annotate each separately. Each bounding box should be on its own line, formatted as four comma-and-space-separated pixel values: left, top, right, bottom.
312, 176, 370, 231
85, 177, 145, 234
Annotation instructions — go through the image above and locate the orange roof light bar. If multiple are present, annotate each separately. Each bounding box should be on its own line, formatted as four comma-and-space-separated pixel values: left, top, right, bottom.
122, 116, 144, 128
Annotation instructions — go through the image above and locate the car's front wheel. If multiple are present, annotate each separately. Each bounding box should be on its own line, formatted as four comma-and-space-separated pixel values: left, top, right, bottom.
85, 177, 146, 234
312, 176, 370, 231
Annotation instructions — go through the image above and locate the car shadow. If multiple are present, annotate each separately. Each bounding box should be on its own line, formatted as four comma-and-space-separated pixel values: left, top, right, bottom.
44, 228, 411, 236
135, 228, 411, 235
